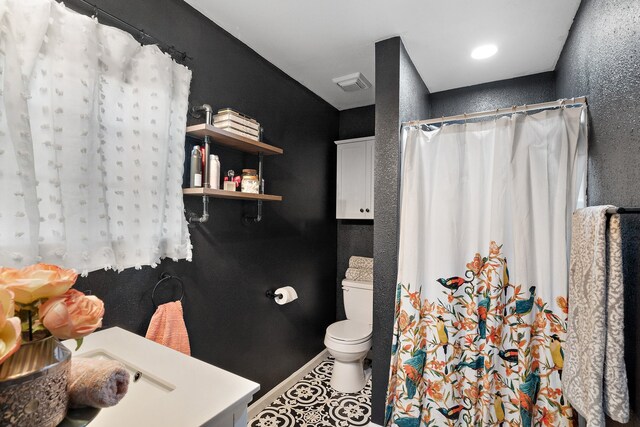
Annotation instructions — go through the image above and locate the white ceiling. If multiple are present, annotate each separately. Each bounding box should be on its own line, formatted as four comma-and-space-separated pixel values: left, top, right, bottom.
185, 0, 581, 110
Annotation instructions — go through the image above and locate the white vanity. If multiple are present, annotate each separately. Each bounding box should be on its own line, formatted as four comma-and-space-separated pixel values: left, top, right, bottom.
63, 327, 259, 427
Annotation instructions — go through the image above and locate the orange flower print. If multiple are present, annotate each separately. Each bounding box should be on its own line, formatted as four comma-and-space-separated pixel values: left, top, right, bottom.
487, 325, 501, 344
533, 312, 547, 331
466, 301, 477, 316
408, 290, 421, 310
466, 253, 484, 275
556, 296, 569, 314
550, 321, 563, 334
447, 294, 454, 303
436, 305, 446, 316
421, 300, 435, 317
398, 311, 410, 332
540, 407, 557, 426
425, 379, 444, 401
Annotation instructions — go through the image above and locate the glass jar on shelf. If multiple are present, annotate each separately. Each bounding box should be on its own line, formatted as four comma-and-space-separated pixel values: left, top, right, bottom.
241, 169, 259, 194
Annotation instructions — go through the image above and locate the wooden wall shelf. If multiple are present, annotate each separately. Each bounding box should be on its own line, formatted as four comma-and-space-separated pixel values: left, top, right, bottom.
183, 188, 282, 202
186, 124, 283, 156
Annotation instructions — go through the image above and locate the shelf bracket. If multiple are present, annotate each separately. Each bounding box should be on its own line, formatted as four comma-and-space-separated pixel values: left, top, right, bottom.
186, 103, 214, 225
188, 195, 210, 227
243, 152, 264, 224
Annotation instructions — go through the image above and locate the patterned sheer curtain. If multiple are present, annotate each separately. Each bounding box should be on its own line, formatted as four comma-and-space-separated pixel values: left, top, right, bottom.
386, 106, 587, 426
0, 0, 192, 274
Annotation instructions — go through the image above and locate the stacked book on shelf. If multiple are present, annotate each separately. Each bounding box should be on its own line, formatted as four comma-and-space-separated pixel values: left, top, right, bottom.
213, 108, 260, 141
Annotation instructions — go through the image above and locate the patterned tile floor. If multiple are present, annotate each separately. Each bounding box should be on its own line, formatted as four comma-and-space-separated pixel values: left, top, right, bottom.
249, 358, 372, 427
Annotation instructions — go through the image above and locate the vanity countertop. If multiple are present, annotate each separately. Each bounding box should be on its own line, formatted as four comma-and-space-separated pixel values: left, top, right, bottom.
63, 327, 259, 427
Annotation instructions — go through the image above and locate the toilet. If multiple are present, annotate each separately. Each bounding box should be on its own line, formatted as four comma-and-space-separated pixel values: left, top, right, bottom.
324, 279, 373, 393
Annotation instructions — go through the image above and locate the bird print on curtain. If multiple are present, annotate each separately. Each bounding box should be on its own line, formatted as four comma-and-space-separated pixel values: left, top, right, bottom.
385, 242, 576, 426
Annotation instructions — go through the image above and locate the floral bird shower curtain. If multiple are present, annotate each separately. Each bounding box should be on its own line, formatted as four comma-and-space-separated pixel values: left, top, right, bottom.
386, 107, 587, 426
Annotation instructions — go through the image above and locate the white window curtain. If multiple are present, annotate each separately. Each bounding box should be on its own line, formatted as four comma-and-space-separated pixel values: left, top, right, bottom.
0, 0, 192, 274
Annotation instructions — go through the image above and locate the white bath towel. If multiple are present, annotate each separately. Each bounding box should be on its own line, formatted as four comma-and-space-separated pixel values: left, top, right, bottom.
563, 206, 629, 426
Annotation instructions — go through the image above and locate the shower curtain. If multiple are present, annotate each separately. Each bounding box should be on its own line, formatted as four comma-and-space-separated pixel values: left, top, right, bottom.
386, 107, 587, 426
0, 0, 192, 273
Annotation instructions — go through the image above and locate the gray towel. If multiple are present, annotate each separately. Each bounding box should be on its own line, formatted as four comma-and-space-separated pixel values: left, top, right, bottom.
563, 206, 629, 426
348, 256, 373, 269
345, 267, 373, 282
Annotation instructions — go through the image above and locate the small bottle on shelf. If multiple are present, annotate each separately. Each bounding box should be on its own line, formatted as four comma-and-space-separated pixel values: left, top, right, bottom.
190, 145, 202, 187
208, 155, 220, 189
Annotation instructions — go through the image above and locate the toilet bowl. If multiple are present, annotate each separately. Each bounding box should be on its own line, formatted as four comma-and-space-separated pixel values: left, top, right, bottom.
324, 319, 372, 393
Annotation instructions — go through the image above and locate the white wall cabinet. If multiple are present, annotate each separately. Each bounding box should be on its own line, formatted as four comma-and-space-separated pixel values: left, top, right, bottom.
335, 136, 374, 219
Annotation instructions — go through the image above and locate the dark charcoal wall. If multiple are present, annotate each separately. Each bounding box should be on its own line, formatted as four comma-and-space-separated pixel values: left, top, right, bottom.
430, 72, 556, 118
63, 0, 339, 401
371, 37, 430, 425
336, 105, 375, 320
556, 0, 640, 425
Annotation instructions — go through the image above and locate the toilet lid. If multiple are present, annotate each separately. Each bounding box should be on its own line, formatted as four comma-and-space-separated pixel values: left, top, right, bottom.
326, 320, 372, 344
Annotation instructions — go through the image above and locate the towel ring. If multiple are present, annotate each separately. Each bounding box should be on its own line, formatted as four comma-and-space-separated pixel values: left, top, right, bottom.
152, 273, 184, 308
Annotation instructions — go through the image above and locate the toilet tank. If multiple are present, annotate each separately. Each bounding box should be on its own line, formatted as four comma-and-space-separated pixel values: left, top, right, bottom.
343, 279, 373, 326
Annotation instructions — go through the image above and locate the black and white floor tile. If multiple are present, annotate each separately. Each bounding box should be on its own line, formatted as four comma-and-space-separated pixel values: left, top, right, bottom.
249, 358, 372, 427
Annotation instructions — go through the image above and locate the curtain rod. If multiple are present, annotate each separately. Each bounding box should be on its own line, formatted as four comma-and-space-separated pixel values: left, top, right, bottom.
403, 97, 587, 127
63, 0, 192, 63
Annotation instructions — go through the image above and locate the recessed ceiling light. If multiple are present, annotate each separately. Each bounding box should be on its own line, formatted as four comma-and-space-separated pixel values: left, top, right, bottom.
471, 44, 498, 60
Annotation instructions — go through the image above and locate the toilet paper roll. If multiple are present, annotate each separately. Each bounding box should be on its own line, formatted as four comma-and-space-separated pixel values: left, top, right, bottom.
275, 286, 298, 305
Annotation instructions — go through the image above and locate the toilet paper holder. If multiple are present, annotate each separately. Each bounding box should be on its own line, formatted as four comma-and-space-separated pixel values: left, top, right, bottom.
265, 289, 283, 300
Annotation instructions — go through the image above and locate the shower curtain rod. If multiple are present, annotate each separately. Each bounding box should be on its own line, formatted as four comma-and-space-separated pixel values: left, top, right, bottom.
64, 0, 192, 62
403, 97, 587, 127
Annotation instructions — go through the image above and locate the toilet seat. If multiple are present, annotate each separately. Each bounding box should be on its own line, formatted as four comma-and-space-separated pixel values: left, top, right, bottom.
326, 320, 372, 344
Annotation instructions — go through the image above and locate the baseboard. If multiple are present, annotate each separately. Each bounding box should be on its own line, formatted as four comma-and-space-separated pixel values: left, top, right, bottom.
247, 349, 330, 419
369, 422, 383, 427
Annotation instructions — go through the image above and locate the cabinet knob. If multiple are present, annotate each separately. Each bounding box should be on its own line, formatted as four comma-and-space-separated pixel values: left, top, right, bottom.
366, 208, 370, 213
360, 208, 364, 213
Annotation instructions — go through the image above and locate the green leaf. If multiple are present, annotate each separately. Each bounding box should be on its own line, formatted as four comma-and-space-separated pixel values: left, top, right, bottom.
75, 338, 84, 351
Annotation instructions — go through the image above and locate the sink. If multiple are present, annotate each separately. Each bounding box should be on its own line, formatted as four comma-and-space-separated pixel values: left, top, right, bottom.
63, 327, 259, 427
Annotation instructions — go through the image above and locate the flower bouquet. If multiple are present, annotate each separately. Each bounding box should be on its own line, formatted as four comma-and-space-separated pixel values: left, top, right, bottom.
0, 263, 105, 427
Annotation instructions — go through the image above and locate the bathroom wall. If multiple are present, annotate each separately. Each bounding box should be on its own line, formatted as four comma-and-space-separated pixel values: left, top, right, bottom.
63, 0, 339, 401
371, 37, 431, 424
430, 72, 556, 118
556, 0, 640, 425
336, 105, 375, 320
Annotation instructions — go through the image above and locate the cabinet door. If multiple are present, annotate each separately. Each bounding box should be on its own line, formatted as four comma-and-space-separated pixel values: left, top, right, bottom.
336, 141, 368, 219
364, 139, 374, 219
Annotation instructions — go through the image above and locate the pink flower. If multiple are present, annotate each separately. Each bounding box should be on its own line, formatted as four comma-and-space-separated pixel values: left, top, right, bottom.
0, 263, 78, 304
39, 290, 104, 340
0, 287, 21, 364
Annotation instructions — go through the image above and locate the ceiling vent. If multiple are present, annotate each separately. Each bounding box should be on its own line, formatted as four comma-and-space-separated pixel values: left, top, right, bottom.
332, 72, 371, 92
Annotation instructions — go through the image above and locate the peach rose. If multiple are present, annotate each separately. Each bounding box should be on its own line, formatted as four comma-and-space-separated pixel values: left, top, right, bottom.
0, 287, 21, 364
39, 289, 104, 340
0, 264, 78, 304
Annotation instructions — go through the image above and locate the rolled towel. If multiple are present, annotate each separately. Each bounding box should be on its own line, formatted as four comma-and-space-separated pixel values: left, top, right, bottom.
345, 267, 373, 282
349, 256, 373, 269
68, 357, 130, 409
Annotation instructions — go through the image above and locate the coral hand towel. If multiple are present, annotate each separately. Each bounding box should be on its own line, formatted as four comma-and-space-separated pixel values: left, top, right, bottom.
145, 301, 191, 356
68, 358, 130, 408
